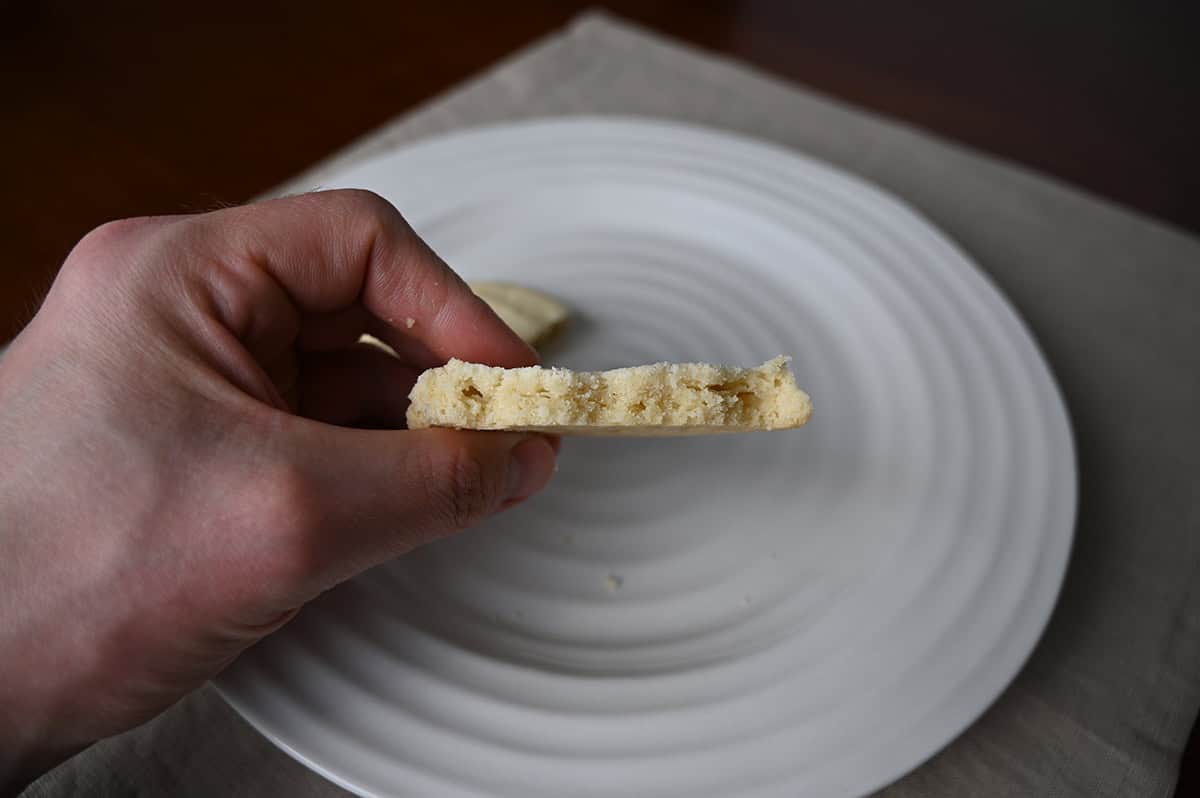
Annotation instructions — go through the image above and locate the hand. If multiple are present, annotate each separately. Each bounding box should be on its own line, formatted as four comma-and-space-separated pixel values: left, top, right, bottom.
0, 190, 559, 790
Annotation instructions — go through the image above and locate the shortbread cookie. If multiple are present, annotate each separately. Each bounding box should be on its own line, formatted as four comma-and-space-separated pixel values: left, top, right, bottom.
406, 356, 812, 436
359, 333, 399, 355
470, 282, 569, 347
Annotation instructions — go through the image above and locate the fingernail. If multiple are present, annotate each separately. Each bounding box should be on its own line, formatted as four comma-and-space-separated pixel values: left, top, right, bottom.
507, 436, 557, 504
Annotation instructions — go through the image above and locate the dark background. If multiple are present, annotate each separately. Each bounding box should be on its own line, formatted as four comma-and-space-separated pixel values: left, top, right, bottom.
2, 0, 1197, 793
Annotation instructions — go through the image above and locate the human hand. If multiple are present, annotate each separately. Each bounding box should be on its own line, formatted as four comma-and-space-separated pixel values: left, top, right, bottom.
0, 190, 558, 790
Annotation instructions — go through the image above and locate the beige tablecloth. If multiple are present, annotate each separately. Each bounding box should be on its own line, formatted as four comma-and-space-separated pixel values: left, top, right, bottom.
24, 12, 1200, 798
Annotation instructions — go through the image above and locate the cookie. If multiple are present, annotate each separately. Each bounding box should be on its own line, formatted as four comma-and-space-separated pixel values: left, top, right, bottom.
406, 356, 812, 436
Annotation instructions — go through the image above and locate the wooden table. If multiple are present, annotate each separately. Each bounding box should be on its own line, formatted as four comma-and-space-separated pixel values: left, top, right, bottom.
3, 1, 1197, 793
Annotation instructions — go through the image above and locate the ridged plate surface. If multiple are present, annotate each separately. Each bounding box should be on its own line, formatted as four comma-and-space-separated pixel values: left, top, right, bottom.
217, 118, 1076, 798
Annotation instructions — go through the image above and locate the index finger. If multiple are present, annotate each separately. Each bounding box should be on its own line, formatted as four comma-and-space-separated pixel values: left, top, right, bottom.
190, 189, 538, 368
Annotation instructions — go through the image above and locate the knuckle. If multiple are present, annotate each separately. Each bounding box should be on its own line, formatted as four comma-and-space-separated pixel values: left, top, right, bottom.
68, 218, 155, 264
425, 445, 498, 531
82, 216, 145, 245
333, 188, 401, 228
322, 189, 419, 286
58, 217, 171, 296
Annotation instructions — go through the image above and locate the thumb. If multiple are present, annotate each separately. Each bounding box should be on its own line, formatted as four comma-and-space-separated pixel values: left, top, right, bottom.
274, 423, 558, 599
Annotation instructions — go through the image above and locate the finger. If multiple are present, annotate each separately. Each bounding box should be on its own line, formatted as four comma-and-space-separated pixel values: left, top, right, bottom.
295, 345, 421, 428
186, 190, 539, 369
273, 424, 558, 598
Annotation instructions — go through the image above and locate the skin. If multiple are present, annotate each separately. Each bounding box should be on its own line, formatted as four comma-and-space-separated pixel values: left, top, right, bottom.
0, 190, 559, 792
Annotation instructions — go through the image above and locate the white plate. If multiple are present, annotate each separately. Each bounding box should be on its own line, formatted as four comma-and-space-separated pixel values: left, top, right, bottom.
216, 118, 1076, 797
